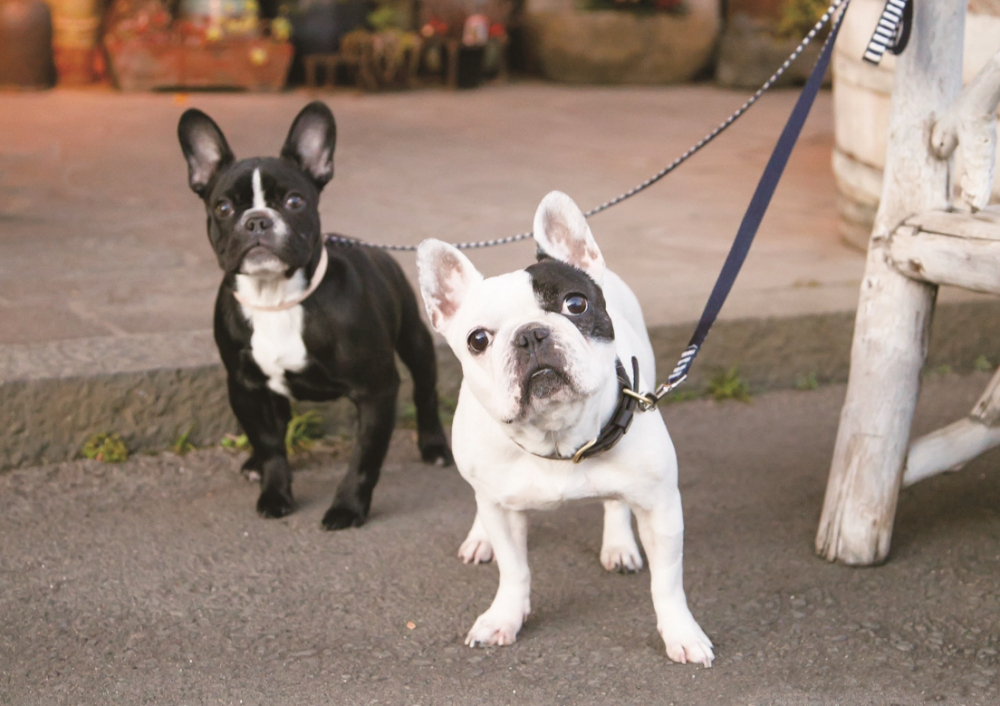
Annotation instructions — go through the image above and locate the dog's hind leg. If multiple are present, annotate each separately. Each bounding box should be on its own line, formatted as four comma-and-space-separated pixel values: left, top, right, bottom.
322, 388, 397, 530
600, 500, 643, 573
395, 302, 454, 466
227, 377, 295, 518
458, 512, 494, 564
633, 491, 713, 667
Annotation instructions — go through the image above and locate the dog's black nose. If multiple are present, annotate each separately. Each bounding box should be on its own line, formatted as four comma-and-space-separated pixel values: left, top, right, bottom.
244, 214, 273, 233
515, 326, 550, 348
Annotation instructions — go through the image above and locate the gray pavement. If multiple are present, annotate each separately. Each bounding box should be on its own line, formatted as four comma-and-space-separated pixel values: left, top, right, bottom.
3, 376, 1000, 705
3, 82, 992, 367
1, 82, 862, 350
0, 81, 939, 356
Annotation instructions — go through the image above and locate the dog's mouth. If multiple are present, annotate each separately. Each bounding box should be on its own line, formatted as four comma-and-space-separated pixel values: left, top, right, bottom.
525, 366, 568, 400
239, 245, 287, 276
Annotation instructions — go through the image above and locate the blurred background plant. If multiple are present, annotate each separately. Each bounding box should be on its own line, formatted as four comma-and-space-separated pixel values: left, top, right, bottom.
419, 0, 511, 40
775, 0, 827, 38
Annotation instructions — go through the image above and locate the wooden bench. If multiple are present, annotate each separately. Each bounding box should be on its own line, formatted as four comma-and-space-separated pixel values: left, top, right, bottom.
816, 0, 1000, 565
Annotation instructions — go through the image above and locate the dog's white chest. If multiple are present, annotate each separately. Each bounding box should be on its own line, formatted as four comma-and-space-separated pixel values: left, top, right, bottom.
242, 305, 308, 398
235, 272, 310, 398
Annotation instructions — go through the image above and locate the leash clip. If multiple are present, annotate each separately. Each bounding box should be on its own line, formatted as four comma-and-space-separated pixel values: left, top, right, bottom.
622, 387, 660, 412
621, 373, 689, 412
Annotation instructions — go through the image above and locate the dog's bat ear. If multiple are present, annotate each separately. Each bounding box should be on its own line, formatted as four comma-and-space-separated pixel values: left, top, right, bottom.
178, 109, 235, 198
416, 239, 483, 334
281, 101, 336, 190
533, 191, 606, 285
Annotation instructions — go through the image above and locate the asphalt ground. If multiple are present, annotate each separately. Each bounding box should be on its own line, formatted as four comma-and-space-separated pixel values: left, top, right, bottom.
3, 375, 1000, 705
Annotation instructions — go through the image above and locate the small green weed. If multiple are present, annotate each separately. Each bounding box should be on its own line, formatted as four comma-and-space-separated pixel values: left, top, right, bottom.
221, 411, 325, 456
795, 372, 819, 391
285, 410, 326, 454
171, 425, 196, 455
708, 367, 751, 402
81, 432, 129, 463
221, 433, 251, 452
975, 355, 993, 372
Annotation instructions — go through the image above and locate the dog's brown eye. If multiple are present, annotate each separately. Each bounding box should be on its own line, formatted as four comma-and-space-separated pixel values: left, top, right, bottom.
467, 329, 492, 353
284, 194, 305, 211
563, 294, 588, 315
215, 199, 234, 218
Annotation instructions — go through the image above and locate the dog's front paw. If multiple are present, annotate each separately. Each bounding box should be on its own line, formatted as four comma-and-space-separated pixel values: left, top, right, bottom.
659, 620, 714, 667
600, 542, 644, 573
465, 609, 525, 647
321, 504, 367, 531
418, 434, 454, 467
458, 536, 493, 564
256, 487, 294, 518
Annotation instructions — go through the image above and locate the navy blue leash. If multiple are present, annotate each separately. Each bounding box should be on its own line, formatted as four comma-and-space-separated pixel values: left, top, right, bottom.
639, 0, 852, 406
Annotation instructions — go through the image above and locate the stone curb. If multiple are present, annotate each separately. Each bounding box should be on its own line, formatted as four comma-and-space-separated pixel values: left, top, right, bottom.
3, 300, 1000, 471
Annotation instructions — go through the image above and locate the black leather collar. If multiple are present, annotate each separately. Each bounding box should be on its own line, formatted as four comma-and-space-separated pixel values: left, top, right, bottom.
570, 357, 642, 463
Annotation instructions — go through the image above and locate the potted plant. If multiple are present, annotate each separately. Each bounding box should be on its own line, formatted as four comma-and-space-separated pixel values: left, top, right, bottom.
523, 0, 720, 84
418, 0, 511, 87
103, 0, 294, 90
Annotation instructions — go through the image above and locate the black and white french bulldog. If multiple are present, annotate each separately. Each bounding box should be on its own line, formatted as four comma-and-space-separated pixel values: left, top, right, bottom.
178, 101, 453, 529
416, 191, 713, 665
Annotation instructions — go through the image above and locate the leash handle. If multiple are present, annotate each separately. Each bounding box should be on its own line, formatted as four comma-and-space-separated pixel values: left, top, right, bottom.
651, 0, 850, 405
863, 0, 912, 65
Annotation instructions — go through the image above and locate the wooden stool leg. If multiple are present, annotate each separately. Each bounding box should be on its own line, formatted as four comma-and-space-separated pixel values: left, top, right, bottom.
446, 39, 459, 89
815, 0, 965, 565
816, 256, 936, 565
325, 57, 339, 88
904, 366, 1000, 487
304, 56, 318, 89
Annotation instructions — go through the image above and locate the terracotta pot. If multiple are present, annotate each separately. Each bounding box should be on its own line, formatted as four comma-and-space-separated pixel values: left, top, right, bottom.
524, 0, 720, 84
0, 0, 56, 87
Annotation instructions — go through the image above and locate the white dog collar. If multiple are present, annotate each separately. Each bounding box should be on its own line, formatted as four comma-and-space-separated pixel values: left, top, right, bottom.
233, 245, 329, 312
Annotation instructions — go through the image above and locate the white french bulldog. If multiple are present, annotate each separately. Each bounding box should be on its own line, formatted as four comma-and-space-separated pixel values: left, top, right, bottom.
416, 191, 713, 666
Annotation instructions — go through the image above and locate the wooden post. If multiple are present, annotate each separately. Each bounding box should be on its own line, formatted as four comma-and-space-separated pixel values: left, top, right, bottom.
816, 0, 966, 565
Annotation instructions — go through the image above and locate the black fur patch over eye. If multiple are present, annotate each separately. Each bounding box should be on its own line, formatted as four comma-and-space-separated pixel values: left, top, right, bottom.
526, 260, 614, 342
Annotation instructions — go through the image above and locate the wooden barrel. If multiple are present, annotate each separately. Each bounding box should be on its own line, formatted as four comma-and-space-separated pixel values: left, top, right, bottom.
833, 0, 1000, 250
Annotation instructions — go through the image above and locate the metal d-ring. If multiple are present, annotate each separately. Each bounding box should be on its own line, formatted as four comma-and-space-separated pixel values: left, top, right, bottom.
571, 438, 597, 464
